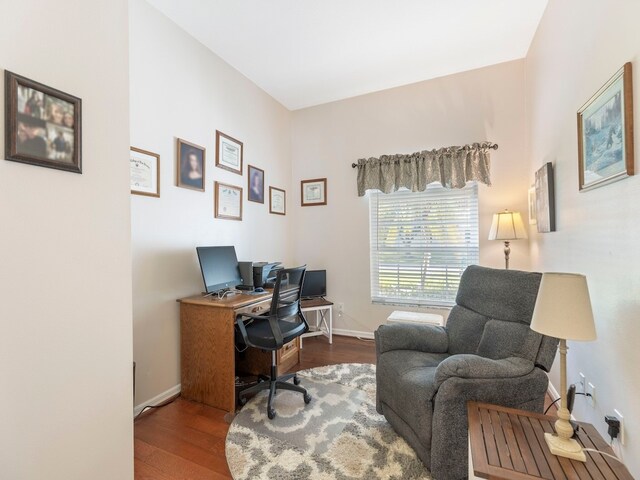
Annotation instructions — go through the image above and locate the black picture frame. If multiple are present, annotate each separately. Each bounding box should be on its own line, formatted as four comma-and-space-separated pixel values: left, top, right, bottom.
4, 71, 82, 173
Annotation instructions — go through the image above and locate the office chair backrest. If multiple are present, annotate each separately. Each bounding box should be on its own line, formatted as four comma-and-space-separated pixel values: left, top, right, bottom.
270, 265, 307, 320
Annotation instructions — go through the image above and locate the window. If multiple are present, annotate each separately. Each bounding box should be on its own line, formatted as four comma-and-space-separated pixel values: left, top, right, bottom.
369, 183, 479, 307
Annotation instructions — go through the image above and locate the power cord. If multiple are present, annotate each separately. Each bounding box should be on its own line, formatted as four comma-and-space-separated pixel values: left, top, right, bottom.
544, 391, 592, 414
134, 393, 181, 420
582, 448, 625, 464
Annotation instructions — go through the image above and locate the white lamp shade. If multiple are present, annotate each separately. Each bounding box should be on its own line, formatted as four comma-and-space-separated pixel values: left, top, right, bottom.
530, 273, 597, 341
488, 210, 528, 240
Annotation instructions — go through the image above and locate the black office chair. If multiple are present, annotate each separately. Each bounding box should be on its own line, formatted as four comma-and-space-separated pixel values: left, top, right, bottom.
236, 266, 312, 419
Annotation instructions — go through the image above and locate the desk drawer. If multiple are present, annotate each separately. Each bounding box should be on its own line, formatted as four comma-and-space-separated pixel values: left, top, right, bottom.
277, 337, 300, 372
236, 299, 271, 316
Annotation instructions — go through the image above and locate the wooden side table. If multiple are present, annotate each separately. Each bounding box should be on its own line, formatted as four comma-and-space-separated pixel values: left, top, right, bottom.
468, 402, 633, 480
300, 297, 333, 346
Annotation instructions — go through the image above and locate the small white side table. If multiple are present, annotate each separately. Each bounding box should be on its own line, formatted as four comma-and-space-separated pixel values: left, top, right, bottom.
300, 297, 333, 347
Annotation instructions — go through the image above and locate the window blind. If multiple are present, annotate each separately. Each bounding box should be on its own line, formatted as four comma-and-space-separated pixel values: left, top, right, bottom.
369, 183, 479, 307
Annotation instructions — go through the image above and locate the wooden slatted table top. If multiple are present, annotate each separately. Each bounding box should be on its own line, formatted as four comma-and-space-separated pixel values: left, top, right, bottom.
468, 402, 633, 480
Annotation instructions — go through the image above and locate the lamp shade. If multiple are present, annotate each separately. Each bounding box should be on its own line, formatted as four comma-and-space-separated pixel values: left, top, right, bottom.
530, 273, 597, 341
488, 210, 528, 240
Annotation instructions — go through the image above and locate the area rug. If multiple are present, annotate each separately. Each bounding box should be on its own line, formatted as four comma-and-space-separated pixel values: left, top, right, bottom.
225, 363, 431, 480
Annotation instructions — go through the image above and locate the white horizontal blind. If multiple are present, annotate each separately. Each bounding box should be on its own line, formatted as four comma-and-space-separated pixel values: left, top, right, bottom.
369, 184, 479, 307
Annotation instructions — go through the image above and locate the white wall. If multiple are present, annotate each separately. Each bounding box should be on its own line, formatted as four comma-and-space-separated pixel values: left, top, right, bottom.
526, 0, 640, 473
0, 1, 133, 479
291, 60, 530, 334
130, 0, 293, 407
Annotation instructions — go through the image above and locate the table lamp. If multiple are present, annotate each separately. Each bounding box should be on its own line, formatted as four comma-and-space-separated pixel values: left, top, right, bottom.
530, 273, 597, 462
488, 210, 527, 269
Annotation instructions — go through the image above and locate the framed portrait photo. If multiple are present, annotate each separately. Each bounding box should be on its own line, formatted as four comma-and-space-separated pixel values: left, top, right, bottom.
269, 186, 286, 215
535, 162, 556, 233
301, 178, 327, 206
177, 138, 205, 191
578, 62, 634, 191
130, 147, 160, 197
5, 70, 82, 173
247, 165, 265, 203
215, 181, 243, 221
215, 130, 243, 175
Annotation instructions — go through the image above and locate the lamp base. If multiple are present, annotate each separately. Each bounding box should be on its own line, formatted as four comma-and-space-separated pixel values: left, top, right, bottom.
544, 432, 586, 462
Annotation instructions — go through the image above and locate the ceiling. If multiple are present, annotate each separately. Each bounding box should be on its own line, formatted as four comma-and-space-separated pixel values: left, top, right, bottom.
146, 0, 548, 110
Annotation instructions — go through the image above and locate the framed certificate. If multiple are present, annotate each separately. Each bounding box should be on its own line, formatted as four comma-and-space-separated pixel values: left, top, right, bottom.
215, 181, 242, 220
130, 146, 160, 197
215, 130, 243, 175
269, 186, 286, 215
301, 178, 327, 206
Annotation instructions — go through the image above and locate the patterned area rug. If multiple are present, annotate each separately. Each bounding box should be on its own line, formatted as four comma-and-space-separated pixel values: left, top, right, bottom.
225, 363, 431, 480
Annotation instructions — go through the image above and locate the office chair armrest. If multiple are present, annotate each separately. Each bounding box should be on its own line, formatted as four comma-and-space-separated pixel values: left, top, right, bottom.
235, 312, 285, 350
375, 323, 449, 354
434, 355, 534, 387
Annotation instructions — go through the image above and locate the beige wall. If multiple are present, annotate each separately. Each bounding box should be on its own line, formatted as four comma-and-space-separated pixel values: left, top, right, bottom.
526, 0, 640, 473
130, 0, 294, 408
291, 60, 530, 334
0, 1, 133, 479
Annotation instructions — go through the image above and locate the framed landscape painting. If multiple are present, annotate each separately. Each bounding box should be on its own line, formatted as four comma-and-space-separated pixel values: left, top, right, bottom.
578, 62, 634, 191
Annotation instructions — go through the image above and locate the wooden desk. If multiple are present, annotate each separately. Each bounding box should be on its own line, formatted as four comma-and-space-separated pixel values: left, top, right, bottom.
178, 291, 300, 414
468, 402, 633, 480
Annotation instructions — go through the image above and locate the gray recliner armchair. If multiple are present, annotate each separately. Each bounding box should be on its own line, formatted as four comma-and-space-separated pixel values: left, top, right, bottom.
375, 265, 558, 480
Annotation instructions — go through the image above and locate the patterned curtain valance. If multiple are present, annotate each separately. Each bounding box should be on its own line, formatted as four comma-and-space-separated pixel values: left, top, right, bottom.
354, 142, 495, 197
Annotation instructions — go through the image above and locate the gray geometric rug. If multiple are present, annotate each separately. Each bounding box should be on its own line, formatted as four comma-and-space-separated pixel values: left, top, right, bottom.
225, 363, 431, 480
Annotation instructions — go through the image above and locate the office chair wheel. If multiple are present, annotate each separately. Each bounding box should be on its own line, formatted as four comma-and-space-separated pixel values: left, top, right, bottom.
304, 393, 312, 404
293, 375, 300, 385
267, 407, 276, 419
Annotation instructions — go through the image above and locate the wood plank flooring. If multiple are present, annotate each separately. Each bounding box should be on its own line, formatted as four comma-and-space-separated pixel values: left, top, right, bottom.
134, 334, 556, 479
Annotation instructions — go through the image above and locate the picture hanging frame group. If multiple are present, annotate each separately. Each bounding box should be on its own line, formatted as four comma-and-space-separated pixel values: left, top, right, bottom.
177, 138, 205, 192
301, 178, 327, 206
130, 147, 160, 197
269, 186, 286, 215
215, 130, 243, 175
5, 70, 82, 173
577, 62, 634, 191
214, 181, 243, 221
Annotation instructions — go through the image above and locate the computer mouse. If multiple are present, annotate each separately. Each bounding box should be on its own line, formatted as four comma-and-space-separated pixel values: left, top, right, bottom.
254, 287, 265, 293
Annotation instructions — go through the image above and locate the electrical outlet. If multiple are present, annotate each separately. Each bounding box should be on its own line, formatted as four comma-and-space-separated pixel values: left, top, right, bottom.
587, 382, 596, 407
336, 302, 344, 314
614, 409, 625, 445
578, 372, 586, 393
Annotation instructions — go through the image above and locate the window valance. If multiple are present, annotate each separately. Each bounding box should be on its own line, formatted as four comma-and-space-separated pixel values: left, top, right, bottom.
353, 142, 495, 197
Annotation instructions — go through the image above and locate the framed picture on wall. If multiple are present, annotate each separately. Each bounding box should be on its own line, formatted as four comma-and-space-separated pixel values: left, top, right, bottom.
535, 162, 555, 233
130, 146, 160, 197
4, 70, 82, 173
300, 178, 327, 206
214, 181, 243, 220
215, 130, 243, 175
578, 62, 634, 191
269, 186, 286, 215
527, 186, 537, 225
247, 165, 265, 203
177, 138, 205, 191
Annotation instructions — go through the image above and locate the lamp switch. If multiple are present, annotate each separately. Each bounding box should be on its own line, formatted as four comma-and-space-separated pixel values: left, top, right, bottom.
587, 382, 596, 407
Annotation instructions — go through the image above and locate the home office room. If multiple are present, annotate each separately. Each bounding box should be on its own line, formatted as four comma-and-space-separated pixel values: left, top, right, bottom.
1, 1, 639, 479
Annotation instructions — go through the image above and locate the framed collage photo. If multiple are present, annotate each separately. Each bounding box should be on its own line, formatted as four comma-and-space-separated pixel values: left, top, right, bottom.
177, 138, 205, 191
269, 186, 286, 215
247, 165, 265, 203
130, 147, 160, 197
215, 130, 243, 175
301, 178, 327, 206
5, 71, 82, 173
215, 181, 243, 220
578, 62, 634, 191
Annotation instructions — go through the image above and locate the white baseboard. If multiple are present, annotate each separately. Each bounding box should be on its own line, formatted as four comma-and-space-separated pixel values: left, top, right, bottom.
547, 379, 560, 401
134, 384, 181, 416
333, 328, 375, 340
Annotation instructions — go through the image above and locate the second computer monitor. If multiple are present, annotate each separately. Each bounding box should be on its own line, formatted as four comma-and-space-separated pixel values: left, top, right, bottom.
301, 270, 326, 299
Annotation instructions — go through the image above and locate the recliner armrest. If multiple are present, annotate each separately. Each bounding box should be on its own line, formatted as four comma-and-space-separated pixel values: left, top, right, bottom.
375, 323, 449, 354
434, 355, 534, 387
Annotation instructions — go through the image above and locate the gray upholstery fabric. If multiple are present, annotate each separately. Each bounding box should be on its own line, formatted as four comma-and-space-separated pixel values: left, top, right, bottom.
375, 265, 559, 480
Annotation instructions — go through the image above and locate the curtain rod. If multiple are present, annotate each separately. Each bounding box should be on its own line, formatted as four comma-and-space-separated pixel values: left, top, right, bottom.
351, 143, 499, 168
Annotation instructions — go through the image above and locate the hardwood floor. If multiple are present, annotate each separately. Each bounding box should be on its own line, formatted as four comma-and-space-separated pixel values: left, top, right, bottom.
134, 335, 375, 479
134, 334, 556, 479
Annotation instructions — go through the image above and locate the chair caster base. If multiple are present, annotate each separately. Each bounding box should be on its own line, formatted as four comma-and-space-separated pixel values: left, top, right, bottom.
304, 393, 312, 404
267, 408, 276, 419
293, 375, 301, 385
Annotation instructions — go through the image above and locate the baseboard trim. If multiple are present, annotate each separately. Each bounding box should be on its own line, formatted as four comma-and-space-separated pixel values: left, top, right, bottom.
134, 384, 181, 416
333, 328, 375, 340
547, 379, 560, 401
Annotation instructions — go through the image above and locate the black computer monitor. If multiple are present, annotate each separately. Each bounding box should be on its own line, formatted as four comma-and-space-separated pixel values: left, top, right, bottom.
196, 246, 242, 294
301, 270, 326, 298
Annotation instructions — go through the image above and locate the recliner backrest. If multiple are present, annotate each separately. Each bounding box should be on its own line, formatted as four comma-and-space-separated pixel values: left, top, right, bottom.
446, 265, 558, 371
